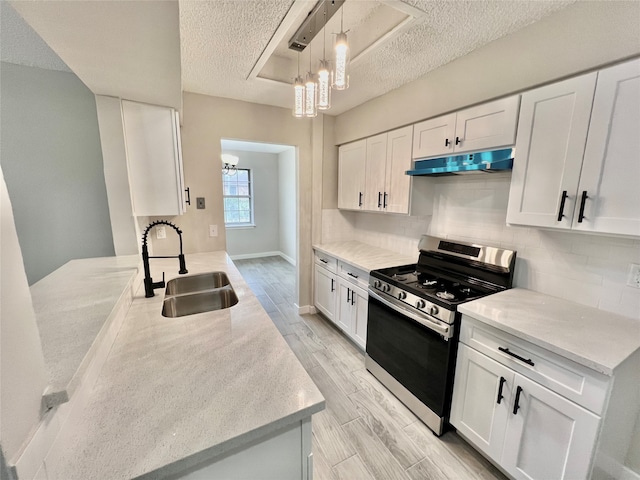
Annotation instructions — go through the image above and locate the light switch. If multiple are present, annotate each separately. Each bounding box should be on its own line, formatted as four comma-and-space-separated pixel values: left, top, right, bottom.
197, 197, 205, 209
156, 226, 166, 239
209, 225, 218, 237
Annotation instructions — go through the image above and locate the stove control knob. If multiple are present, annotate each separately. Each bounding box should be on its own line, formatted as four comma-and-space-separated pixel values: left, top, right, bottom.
373, 280, 381, 289
382, 283, 390, 293
398, 291, 407, 300
430, 305, 439, 316
416, 299, 426, 309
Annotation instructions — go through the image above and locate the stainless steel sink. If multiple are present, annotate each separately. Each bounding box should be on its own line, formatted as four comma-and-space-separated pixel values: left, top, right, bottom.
164, 272, 230, 295
162, 286, 239, 318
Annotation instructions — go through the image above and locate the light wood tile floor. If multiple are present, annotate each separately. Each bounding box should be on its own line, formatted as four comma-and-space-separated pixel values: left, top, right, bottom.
234, 256, 507, 480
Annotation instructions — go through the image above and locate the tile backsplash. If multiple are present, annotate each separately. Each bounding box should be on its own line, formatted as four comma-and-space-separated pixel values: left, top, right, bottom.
322, 173, 640, 320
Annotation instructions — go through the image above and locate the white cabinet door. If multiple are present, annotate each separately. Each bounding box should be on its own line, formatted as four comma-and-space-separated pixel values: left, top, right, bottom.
451, 344, 513, 462
572, 59, 640, 236
412, 113, 456, 159
351, 285, 369, 349
384, 126, 413, 214
314, 265, 337, 322
338, 140, 366, 210
502, 373, 600, 480
454, 96, 520, 154
122, 100, 186, 216
336, 279, 353, 333
506, 73, 597, 228
364, 133, 387, 211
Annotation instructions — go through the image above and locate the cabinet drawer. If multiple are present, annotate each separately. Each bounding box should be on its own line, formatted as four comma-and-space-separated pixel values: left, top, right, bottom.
338, 261, 369, 290
460, 316, 610, 415
314, 251, 337, 273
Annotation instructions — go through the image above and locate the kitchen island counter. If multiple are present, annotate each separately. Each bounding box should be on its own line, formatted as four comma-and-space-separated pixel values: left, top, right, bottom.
459, 287, 640, 376
44, 251, 324, 479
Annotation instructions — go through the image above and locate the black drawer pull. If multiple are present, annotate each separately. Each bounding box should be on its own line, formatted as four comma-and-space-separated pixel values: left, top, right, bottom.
513, 386, 523, 415
557, 190, 568, 221
383, 192, 388, 209
378, 192, 382, 208
358, 192, 363, 207
498, 347, 535, 367
577, 190, 588, 223
497, 376, 506, 404
347, 272, 359, 279
330, 279, 335, 292
319, 258, 328, 264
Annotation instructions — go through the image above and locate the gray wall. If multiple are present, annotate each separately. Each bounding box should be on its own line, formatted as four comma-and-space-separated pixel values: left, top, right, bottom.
225, 151, 280, 257
0, 62, 115, 284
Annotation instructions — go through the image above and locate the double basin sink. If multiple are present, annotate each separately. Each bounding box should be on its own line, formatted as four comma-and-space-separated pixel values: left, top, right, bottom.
162, 272, 238, 318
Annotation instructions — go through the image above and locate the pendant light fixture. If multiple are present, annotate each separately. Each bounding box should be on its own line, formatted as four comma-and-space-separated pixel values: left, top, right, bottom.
316, 5, 331, 110
333, 5, 349, 91
304, 46, 318, 117
292, 53, 305, 117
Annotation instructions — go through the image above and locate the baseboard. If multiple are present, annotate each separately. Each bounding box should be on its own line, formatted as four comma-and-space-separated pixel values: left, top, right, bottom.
229, 251, 296, 266
295, 304, 314, 315
622, 466, 640, 480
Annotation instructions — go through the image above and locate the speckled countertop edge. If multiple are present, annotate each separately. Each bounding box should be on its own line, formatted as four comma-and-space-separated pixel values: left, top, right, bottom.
313, 241, 416, 272
458, 288, 640, 376
44, 252, 325, 480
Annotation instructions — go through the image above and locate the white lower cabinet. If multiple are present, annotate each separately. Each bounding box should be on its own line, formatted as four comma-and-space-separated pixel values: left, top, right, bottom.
336, 279, 368, 349
314, 265, 336, 322
452, 344, 600, 480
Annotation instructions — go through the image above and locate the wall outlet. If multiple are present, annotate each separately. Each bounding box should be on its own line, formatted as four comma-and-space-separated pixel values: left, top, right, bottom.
197, 197, 205, 209
627, 263, 640, 289
156, 226, 166, 239
209, 224, 218, 237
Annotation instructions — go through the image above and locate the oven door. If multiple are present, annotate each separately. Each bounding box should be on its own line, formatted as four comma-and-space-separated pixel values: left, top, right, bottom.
366, 289, 458, 432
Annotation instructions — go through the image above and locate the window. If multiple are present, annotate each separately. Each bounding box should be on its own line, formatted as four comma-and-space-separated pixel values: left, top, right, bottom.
223, 168, 253, 226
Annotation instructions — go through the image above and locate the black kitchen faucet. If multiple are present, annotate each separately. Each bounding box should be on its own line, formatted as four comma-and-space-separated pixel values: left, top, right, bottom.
141, 220, 188, 298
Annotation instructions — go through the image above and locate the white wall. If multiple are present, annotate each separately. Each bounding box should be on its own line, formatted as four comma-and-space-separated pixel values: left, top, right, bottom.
0, 166, 49, 468
278, 148, 296, 264
225, 151, 280, 258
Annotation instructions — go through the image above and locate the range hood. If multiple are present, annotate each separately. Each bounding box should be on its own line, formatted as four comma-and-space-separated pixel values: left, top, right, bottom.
406, 148, 514, 176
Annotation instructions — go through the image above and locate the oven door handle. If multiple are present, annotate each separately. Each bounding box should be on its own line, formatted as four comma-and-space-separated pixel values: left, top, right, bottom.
368, 288, 453, 340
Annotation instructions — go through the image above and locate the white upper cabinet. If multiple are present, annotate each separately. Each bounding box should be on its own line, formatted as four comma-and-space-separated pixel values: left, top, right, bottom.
412, 96, 520, 159
508, 58, 640, 237
122, 100, 186, 216
573, 59, 640, 236
364, 133, 388, 211
506, 73, 597, 228
337, 139, 366, 210
384, 126, 413, 214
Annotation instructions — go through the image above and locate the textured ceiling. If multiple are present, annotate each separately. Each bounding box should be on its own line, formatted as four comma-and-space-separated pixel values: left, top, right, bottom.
180, 0, 577, 115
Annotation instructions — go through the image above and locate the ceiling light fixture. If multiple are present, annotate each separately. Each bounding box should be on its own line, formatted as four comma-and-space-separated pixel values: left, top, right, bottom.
221, 153, 239, 176
304, 46, 318, 117
333, 6, 349, 91
317, 6, 331, 110
293, 53, 305, 117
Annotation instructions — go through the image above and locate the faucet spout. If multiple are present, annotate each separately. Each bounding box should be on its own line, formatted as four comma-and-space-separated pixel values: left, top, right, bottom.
141, 220, 188, 298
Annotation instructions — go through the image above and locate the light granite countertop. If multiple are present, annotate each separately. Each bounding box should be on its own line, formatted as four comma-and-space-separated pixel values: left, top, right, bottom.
44, 252, 325, 479
459, 288, 640, 376
313, 241, 416, 272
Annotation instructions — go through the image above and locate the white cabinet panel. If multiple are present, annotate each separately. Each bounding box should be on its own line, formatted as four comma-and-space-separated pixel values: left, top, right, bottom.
336, 280, 353, 333
506, 73, 597, 229
412, 113, 456, 159
573, 59, 640, 236
364, 133, 387, 211
451, 344, 513, 461
384, 126, 413, 214
122, 100, 186, 216
351, 285, 369, 349
314, 265, 337, 323
337, 140, 366, 210
502, 374, 600, 480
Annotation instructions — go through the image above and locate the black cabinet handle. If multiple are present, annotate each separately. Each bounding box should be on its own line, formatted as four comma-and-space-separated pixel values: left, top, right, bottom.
455, 136, 462, 145
445, 138, 450, 147
319, 258, 328, 264
498, 347, 535, 367
358, 192, 363, 207
346, 288, 351, 304
347, 272, 359, 279
577, 190, 588, 223
557, 190, 568, 221
497, 376, 506, 404
330, 278, 335, 292
351, 292, 355, 305
378, 192, 382, 208
383, 192, 388, 209
184, 187, 191, 206
513, 386, 523, 414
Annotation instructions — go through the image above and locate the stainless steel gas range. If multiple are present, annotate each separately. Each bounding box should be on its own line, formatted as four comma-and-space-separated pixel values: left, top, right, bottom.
365, 235, 516, 436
